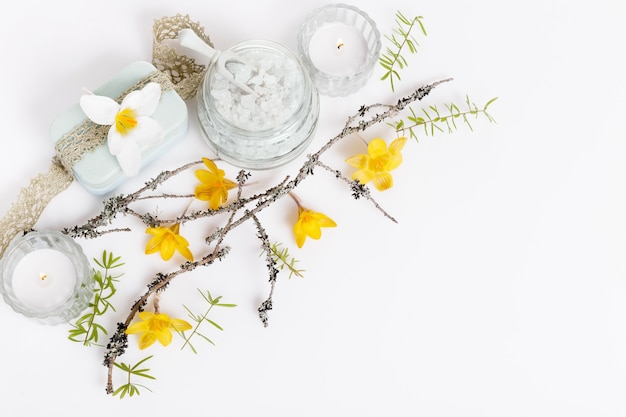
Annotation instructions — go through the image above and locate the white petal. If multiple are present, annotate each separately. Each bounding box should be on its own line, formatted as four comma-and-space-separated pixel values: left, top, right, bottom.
121, 83, 161, 116
116, 141, 142, 176
138, 83, 162, 114
131, 116, 164, 146
79, 95, 119, 125
107, 128, 124, 155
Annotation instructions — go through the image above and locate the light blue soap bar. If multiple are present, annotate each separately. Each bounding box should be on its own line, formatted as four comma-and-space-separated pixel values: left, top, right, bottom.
50, 61, 188, 195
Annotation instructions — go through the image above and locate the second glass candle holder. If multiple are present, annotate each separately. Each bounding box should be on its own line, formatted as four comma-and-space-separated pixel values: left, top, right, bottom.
0, 231, 92, 325
297, 3, 381, 97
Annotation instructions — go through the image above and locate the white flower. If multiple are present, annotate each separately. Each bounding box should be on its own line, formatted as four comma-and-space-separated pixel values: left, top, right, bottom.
79, 82, 164, 176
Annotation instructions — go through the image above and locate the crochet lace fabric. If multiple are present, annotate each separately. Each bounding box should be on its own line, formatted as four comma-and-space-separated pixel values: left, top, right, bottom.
0, 158, 74, 255
152, 14, 213, 100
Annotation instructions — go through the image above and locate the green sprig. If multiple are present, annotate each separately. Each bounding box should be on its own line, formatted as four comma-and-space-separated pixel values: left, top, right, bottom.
265, 241, 305, 279
379, 11, 427, 92
112, 355, 156, 399
68, 251, 124, 346
391, 96, 498, 140
179, 289, 236, 354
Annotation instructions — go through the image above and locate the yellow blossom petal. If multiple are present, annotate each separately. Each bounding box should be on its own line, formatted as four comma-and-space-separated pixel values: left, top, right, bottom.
138, 311, 155, 321
194, 158, 237, 210
302, 217, 322, 240
125, 320, 148, 335
172, 235, 193, 261
159, 237, 177, 261
156, 328, 173, 347
125, 311, 192, 350
170, 318, 193, 332
138, 333, 158, 350
385, 153, 403, 171
145, 224, 193, 261
195, 169, 213, 183
372, 172, 394, 191
352, 169, 374, 185
367, 138, 388, 158
202, 157, 219, 173
294, 227, 306, 248
388, 137, 407, 154
345, 136, 407, 191
345, 154, 368, 169
293, 207, 336, 248
311, 211, 337, 228
144, 228, 166, 254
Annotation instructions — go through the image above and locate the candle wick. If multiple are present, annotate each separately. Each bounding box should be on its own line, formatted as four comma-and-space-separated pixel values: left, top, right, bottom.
337, 39, 344, 50
40, 272, 47, 281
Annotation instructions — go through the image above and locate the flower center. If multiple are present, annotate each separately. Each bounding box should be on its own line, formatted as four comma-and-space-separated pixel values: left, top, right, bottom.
149, 316, 170, 331
369, 155, 389, 172
115, 108, 138, 135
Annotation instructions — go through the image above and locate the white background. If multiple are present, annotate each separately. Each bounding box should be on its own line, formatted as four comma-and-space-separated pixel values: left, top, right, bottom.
1, 0, 625, 415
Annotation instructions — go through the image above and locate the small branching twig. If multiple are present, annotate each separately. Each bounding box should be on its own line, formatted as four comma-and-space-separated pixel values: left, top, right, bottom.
63, 160, 203, 239
315, 160, 397, 223
253, 214, 279, 327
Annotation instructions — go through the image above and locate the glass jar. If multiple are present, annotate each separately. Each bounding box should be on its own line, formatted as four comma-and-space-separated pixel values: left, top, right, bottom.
196, 40, 320, 170
0, 231, 92, 325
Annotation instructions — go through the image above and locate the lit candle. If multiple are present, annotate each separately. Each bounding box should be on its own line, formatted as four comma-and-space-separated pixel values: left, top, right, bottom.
307, 23, 368, 76
298, 4, 381, 97
0, 230, 92, 324
12, 249, 77, 312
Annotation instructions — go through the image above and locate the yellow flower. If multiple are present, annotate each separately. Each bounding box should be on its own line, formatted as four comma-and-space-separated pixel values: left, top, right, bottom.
194, 158, 237, 210
345, 137, 407, 191
293, 205, 337, 248
125, 311, 192, 350
145, 223, 193, 261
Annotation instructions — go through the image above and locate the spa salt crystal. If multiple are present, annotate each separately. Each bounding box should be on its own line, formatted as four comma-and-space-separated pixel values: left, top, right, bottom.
211, 49, 304, 131
197, 40, 319, 170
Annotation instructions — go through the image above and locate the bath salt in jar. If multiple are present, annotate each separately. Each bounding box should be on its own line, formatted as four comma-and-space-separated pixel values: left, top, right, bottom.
196, 40, 320, 169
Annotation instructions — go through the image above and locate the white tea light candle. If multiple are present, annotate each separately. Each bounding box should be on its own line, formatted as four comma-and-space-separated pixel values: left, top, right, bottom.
307, 23, 367, 76
0, 231, 92, 324
298, 3, 381, 97
12, 249, 77, 311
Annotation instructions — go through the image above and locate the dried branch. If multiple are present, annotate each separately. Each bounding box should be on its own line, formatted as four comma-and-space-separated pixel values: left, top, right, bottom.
67, 80, 451, 394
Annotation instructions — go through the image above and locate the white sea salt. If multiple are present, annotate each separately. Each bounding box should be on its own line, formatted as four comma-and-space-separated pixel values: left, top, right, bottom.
197, 41, 319, 169
210, 48, 305, 131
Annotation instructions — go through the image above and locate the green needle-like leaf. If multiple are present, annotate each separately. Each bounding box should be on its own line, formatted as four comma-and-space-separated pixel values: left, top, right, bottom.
180, 290, 236, 353
393, 96, 497, 140
68, 250, 124, 347
379, 11, 426, 92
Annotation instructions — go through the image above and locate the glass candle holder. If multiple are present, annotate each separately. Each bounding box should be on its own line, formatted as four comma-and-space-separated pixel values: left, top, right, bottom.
297, 3, 381, 97
196, 40, 320, 170
0, 231, 93, 325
